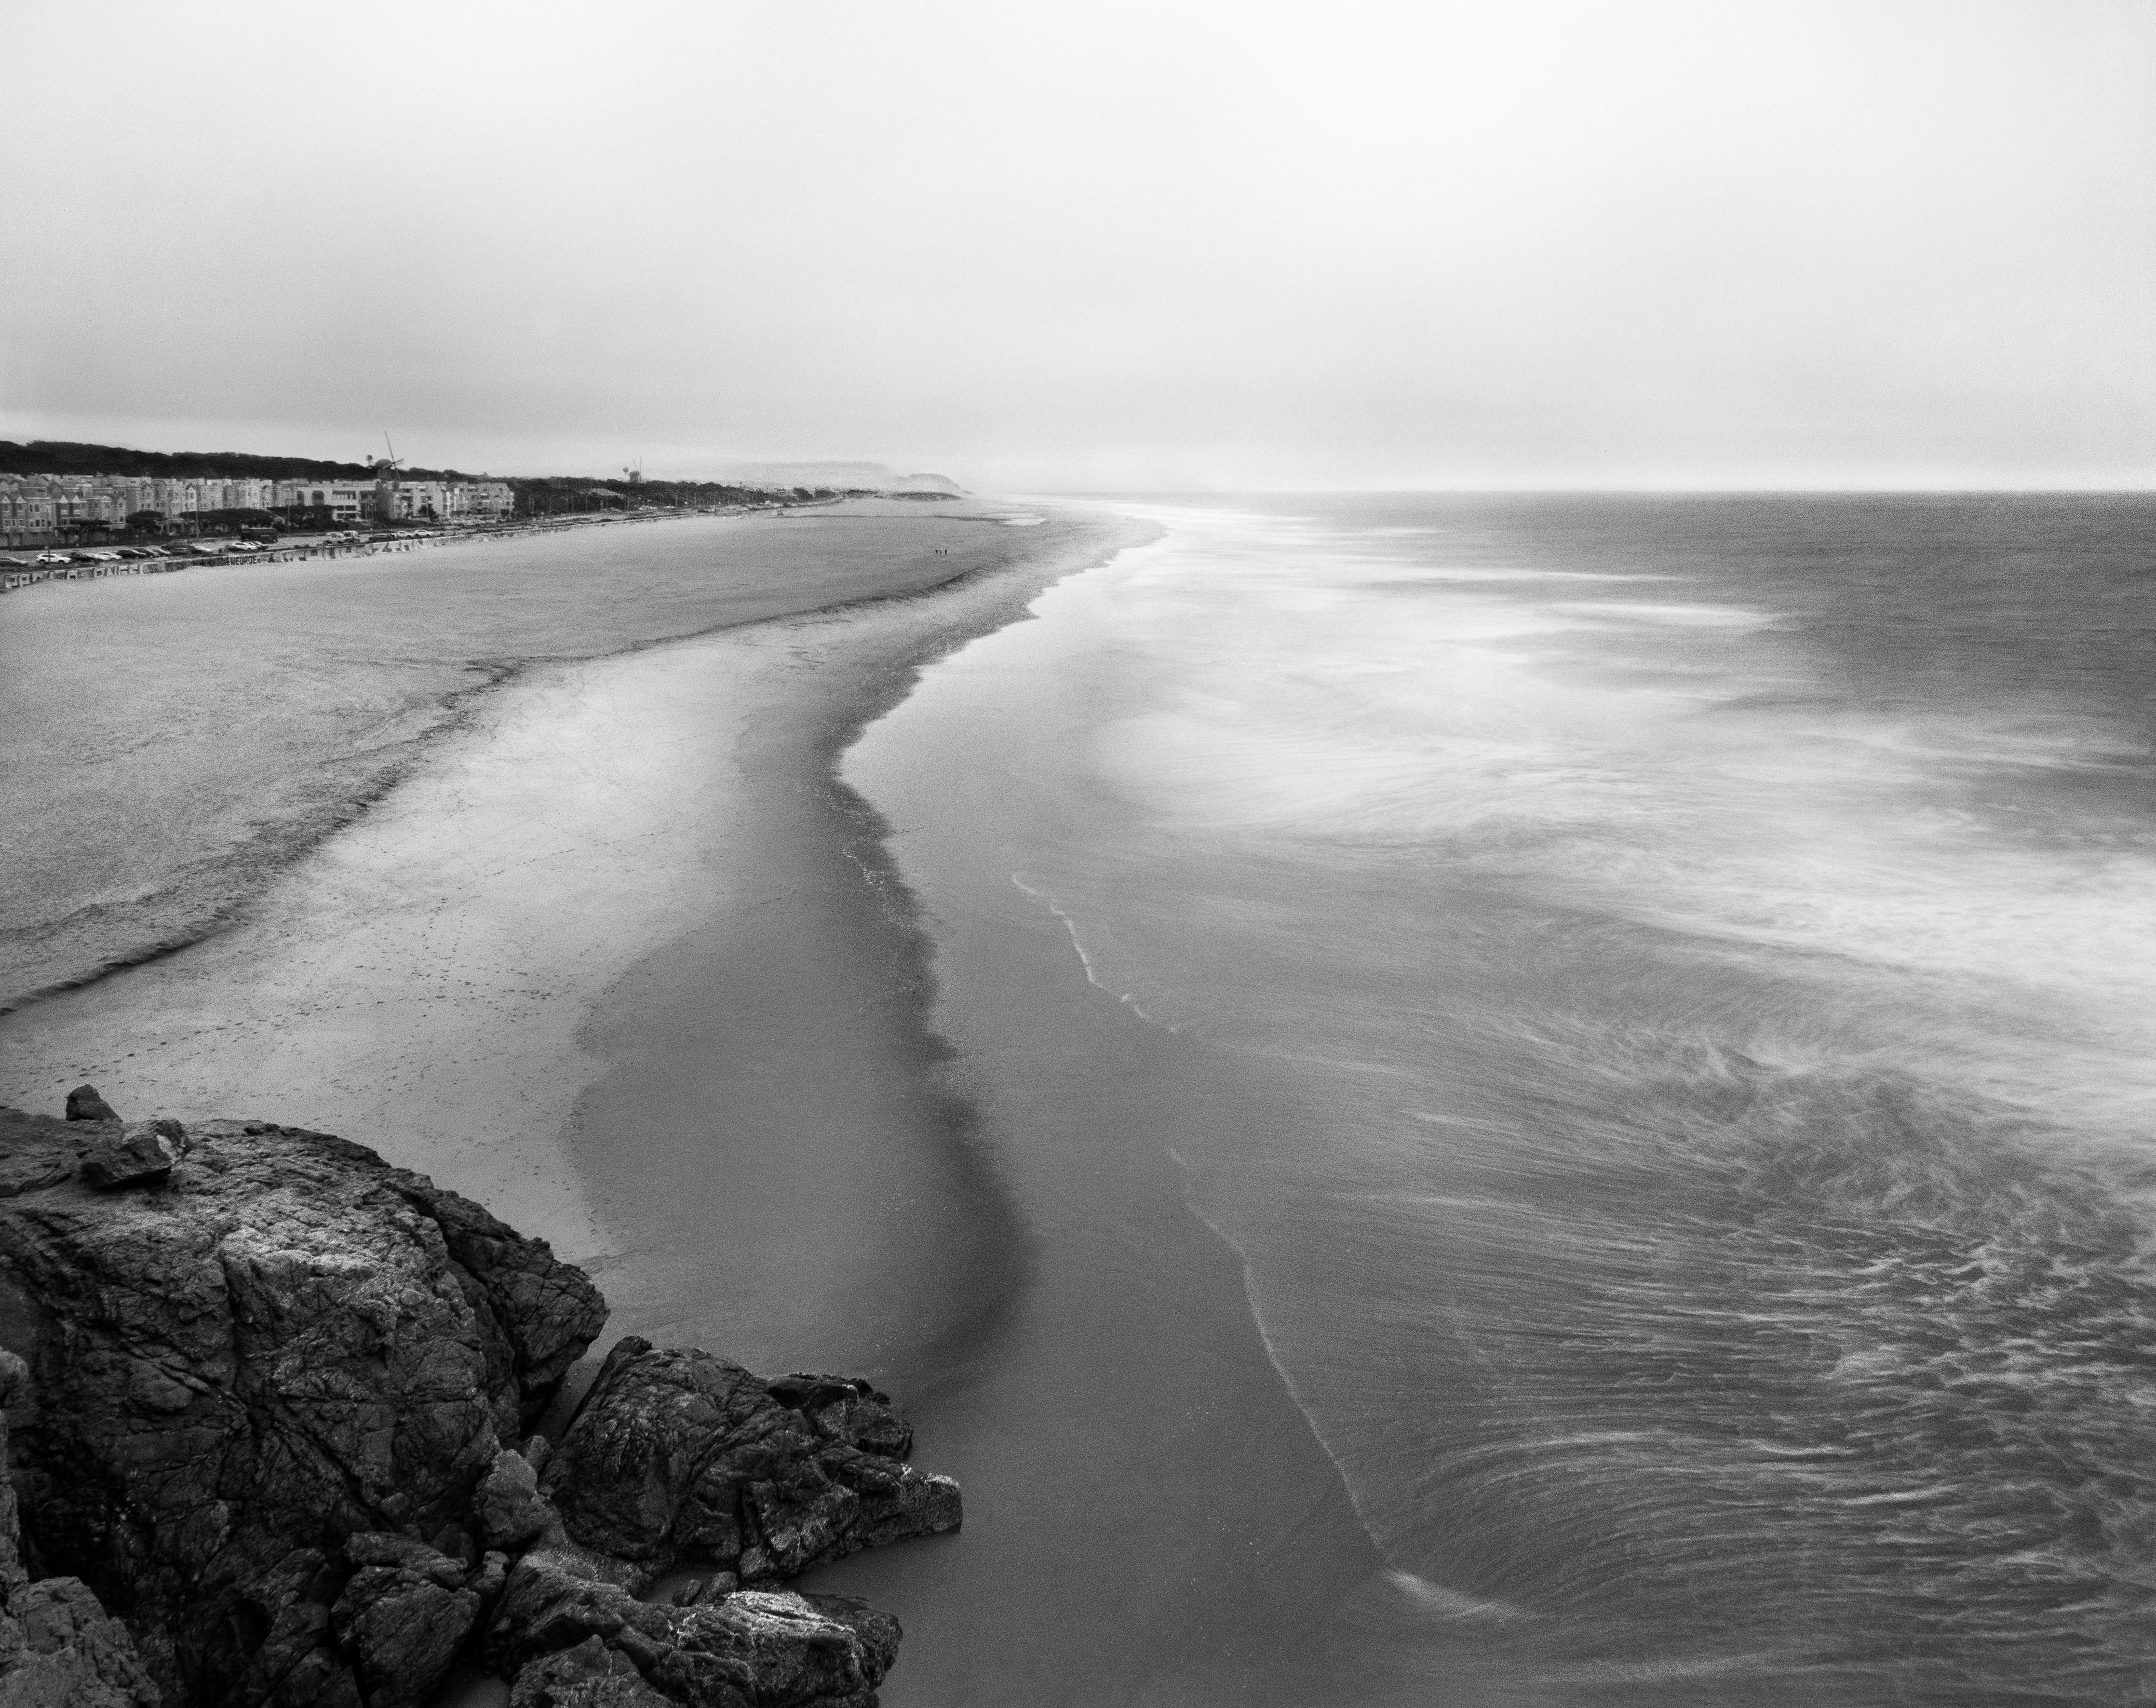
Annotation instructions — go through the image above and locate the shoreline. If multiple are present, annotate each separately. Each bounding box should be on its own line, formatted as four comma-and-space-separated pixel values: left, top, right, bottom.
795, 513, 1426, 1704
552, 506, 1162, 1385
0, 499, 1065, 1013
0, 504, 1137, 1261
0, 496, 1415, 1701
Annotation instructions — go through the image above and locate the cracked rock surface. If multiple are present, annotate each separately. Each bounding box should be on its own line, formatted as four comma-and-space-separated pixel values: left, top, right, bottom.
0, 1095, 960, 1708
541, 1341, 963, 1583
0, 1346, 160, 1706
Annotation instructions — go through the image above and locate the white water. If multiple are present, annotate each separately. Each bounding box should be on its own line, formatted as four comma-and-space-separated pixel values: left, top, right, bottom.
852, 495, 2156, 1703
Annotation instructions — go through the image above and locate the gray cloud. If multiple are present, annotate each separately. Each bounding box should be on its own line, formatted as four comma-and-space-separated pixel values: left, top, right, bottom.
3, 0, 2149, 488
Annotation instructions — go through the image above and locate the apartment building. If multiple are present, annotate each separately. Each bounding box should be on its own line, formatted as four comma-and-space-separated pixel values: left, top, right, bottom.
0, 488, 56, 548
3, 466, 520, 543
451, 480, 514, 522
273, 480, 378, 523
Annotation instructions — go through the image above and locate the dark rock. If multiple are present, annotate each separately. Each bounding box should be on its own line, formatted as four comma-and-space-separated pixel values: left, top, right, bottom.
508, 1637, 672, 1708
0, 1097, 946, 1708
343, 1531, 468, 1588
0, 1158, 73, 1199
65, 1086, 121, 1124
487, 1545, 659, 1677
541, 1340, 961, 1581
78, 1119, 186, 1189
331, 1557, 481, 1708
430, 1523, 477, 1569
0, 1102, 606, 1706
672, 1571, 739, 1608
469, 1549, 510, 1605
643, 1590, 900, 1708
496, 1585, 900, 1708
475, 1446, 561, 1552
219, 1547, 362, 1708
766, 1374, 913, 1461
0, 1351, 25, 1599
0, 1350, 161, 1706
0, 1576, 163, 1706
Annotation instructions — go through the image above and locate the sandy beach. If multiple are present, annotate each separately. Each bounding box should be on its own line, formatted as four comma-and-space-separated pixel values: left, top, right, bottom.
0, 501, 1128, 1276
0, 497, 1434, 1703
0, 502, 1067, 1010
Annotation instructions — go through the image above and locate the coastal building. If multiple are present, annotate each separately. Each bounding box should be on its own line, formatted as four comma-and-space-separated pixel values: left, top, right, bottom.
0, 487, 57, 548
0, 473, 238, 540
3, 466, 524, 542
449, 480, 514, 522
378, 479, 451, 523
272, 480, 377, 523
102, 476, 159, 523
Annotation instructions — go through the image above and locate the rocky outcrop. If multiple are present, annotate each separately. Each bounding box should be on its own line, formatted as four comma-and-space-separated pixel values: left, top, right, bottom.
0, 1097, 604, 1704
511, 1637, 673, 1708
0, 1576, 162, 1707
487, 1546, 902, 1708
0, 1093, 960, 1708
77, 1119, 186, 1190
332, 1535, 484, 1708
0, 1348, 161, 1706
541, 1343, 961, 1583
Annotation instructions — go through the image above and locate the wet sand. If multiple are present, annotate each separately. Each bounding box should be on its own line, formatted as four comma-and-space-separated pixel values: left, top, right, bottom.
803, 588, 1424, 1706
0, 503, 1126, 1269
0, 501, 1054, 1008
0, 499, 1412, 1703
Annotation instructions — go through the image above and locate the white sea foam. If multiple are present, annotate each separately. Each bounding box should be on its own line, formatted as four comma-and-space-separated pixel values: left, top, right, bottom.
859, 494, 2156, 1699
1033, 502, 2156, 1141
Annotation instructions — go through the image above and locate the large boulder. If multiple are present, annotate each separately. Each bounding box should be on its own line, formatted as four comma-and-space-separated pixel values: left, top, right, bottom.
0, 1102, 606, 1706
495, 1584, 901, 1708
488, 1544, 658, 1677
509, 1638, 672, 1708
64, 1086, 121, 1125
641, 1591, 900, 1708
77, 1120, 186, 1191
540, 1341, 961, 1582
330, 1536, 482, 1708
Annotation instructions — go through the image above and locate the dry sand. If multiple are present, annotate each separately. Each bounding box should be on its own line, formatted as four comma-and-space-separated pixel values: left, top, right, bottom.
0, 501, 1061, 1007
0, 504, 1128, 1278
0, 499, 1410, 1704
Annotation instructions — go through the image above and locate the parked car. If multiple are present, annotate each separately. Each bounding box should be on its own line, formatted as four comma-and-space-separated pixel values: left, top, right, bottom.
34, 552, 70, 565
187, 542, 224, 556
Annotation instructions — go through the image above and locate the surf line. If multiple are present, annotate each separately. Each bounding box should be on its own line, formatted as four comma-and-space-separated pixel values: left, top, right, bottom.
1007, 873, 1182, 1029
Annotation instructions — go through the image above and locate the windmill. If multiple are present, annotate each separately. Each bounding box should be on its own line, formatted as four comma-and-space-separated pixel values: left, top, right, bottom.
366, 433, 405, 476
622, 461, 644, 486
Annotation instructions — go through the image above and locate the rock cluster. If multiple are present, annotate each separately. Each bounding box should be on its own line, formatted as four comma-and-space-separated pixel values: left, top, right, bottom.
539, 1342, 961, 1584
0, 1092, 959, 1708
0, 1347, 161, 1706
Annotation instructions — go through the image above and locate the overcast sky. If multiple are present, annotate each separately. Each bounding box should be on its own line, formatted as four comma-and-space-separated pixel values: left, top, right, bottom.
2, 0, 2150, 489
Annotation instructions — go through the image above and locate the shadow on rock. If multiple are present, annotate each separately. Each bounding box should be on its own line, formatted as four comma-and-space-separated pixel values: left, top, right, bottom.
0, 1090, 961, 1708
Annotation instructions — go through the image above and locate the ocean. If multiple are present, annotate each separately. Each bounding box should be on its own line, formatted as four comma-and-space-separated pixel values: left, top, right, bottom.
846, 494, 2156, 1704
